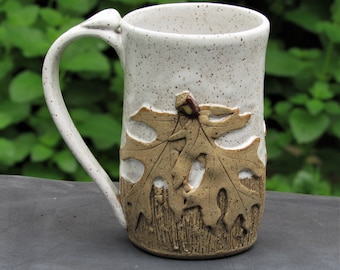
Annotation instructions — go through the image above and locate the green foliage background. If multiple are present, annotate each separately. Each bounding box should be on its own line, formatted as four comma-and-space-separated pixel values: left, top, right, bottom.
0, 0, 339, 195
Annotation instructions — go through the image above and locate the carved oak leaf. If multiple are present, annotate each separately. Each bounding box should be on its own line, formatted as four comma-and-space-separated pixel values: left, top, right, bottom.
120, 98, 265, 231
183, 136, 263, 231
120, 108, 184, 229
170, 105, 264, 230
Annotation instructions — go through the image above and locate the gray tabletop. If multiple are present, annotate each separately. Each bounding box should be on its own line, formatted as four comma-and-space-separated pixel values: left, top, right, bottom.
0, 175, 339, 270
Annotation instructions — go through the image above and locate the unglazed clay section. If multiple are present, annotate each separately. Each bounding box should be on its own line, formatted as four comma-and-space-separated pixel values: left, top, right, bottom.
119, 92, 266, 258
121, 182, 263, 258
123, 3, 264, 35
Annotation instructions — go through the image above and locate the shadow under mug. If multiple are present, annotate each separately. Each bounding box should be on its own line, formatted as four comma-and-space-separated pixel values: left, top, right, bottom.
42, 2, 269, 259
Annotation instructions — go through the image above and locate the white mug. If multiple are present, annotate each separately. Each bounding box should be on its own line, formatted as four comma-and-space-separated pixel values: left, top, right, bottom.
42, 2, 269, 259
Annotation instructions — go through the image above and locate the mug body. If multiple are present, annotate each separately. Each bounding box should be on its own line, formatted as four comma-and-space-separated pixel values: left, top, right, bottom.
118, 3, 269, 258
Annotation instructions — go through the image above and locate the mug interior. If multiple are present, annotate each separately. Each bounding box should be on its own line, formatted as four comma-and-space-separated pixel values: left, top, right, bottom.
123, 3, 267, 35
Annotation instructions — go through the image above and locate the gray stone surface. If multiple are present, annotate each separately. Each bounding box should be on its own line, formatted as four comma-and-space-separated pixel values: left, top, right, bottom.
1, 175, 339, 270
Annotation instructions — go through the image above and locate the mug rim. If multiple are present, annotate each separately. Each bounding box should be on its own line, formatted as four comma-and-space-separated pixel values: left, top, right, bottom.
120, 2, 270, 40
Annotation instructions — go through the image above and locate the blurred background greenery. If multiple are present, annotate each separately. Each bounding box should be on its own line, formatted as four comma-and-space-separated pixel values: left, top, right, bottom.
0, 0, 339, 195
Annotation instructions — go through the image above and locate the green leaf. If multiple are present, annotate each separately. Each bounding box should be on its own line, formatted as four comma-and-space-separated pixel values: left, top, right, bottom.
5, 25, 50, 57
331, 0, 340, 23
266, 175, 293, 192
39, 130, 61, 147
290, 94, 309, 105
0, 58, 13, 79
330, 118, 340, 139
58, 17, 84, 35
309, 81, 334, 100
285, 6, 321, 33
266, 129, 291, 160
325, 101, 340, 115
264, 98, 272, 118
274, 101, 292, 116
289, 48, 321, 60
56, 0, 97, 15
305, 99, 324, 115
317, 22, 340, 43
266, 42, 307, 77
332, 63, 340, 83
0, 100, 30, 125
289, 109, 330, 143
0, 0, 21, 12
53, 150, 78, 173
28, 108, 57, 134
0, 113, 11, 129
9, 71, 43, 103
60, 37, 109, 63
70, 109, 91, 123
314, 181, 332, 196
0, 138, 15, 166
61, 51, 110, 75
293, 168, 330, 195
73, 167, 92, 182
13, 133, 37, 163
77, 114, 121, 150
6, 5, 39, 26
0, 25, 8, 48
40, 8, 64, 26
31, 144, 54, 162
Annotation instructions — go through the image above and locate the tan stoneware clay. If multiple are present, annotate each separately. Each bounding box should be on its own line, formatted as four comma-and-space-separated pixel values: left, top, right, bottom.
42, 2, 270, 259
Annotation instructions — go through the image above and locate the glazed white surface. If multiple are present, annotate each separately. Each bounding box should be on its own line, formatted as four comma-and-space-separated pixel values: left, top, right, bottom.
120, 3, 269, 165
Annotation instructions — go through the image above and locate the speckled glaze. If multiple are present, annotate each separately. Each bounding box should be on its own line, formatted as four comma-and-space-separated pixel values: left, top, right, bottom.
42, 3, 270, 259
119, 4, 268, 162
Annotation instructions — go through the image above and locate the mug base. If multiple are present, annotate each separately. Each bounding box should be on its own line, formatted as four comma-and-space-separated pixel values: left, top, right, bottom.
121, 180, 264, 259
129, 236, 257, 259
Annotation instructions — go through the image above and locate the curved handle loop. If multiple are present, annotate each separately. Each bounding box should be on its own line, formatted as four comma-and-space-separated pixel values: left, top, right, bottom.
42, 9, 126, 228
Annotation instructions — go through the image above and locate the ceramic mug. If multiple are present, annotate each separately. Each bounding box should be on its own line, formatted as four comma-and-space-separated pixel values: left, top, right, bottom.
42, 2, 269, 259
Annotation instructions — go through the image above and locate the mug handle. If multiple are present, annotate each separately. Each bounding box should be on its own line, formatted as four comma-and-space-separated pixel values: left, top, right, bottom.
42, 9, 126, 228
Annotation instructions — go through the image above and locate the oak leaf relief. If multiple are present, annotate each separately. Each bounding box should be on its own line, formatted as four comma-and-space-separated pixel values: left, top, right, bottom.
120, 91, 265, 231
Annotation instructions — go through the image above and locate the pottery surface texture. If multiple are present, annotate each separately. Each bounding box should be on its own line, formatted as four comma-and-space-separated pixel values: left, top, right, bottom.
42, 3, 270, 259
